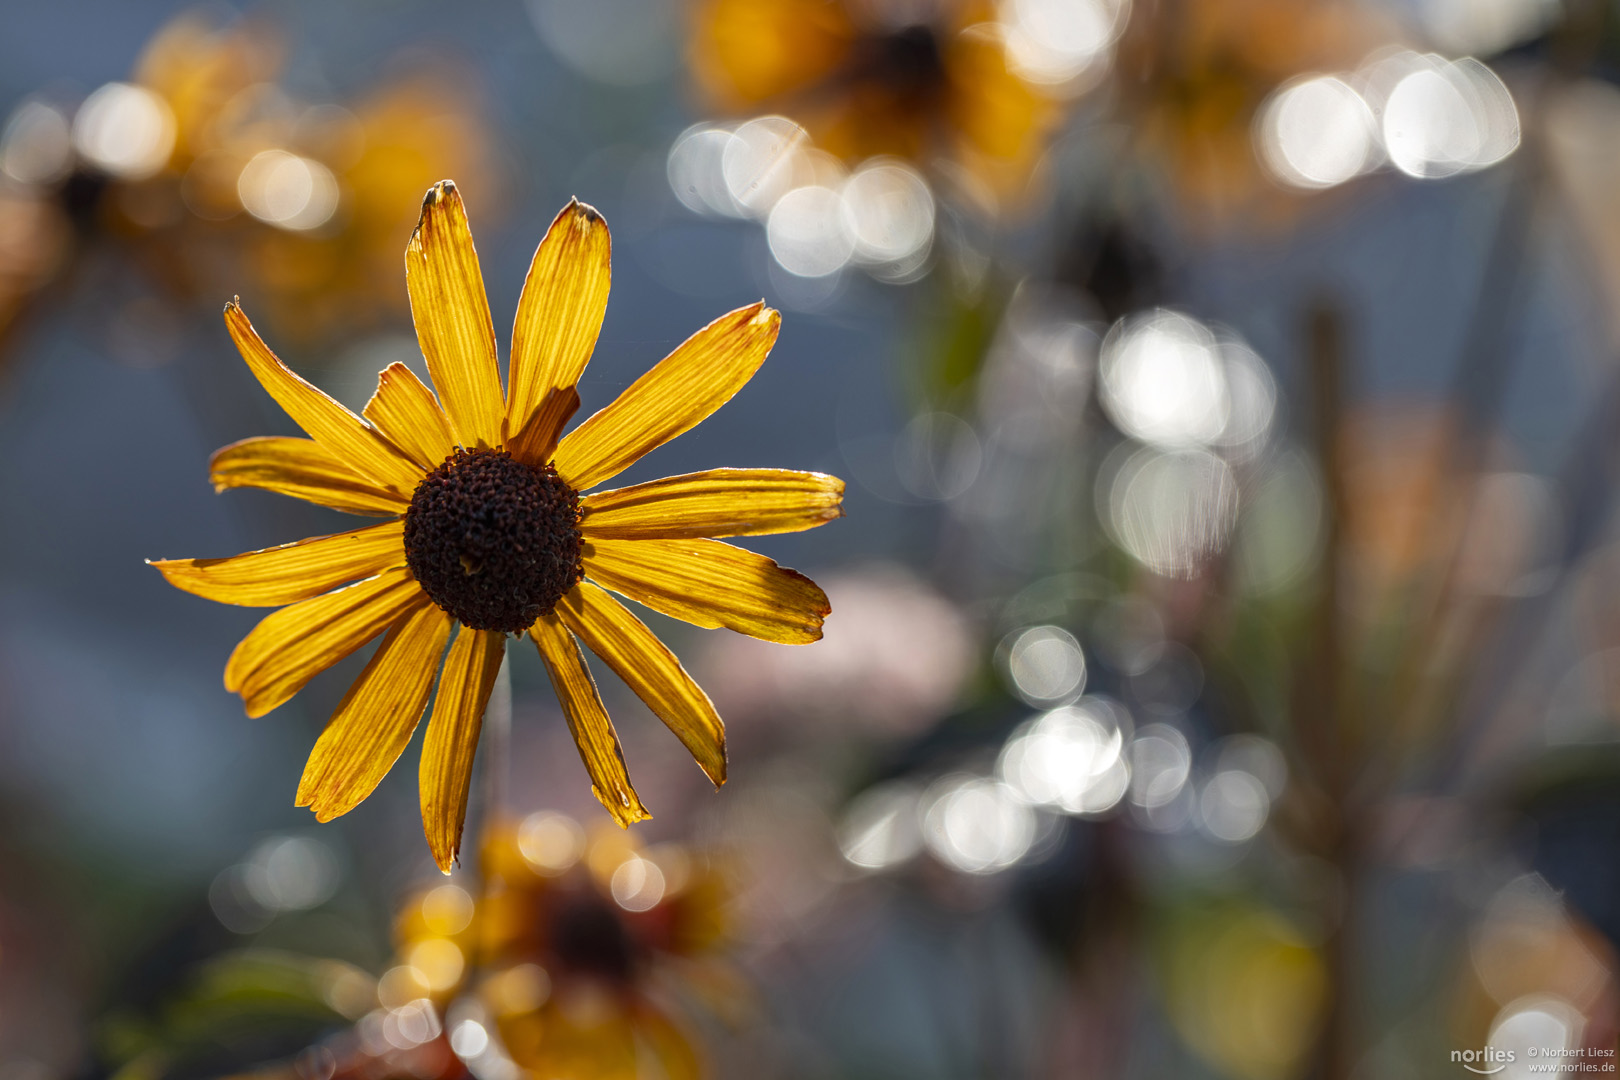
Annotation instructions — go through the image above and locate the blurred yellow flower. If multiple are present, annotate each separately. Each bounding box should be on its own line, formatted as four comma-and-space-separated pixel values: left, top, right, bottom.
135, 17, 498, 344
0, 11, 268, 349
688, 0, 1065, 208
464, 816, 733, 1080
151, 182, 843, 871
0, 9, 495, 366
243, 67, 499, 344
1451, 876, 1615, 1055
1115, 0, 1386, 227
85, 10, 284, 231
1161, 902, 1327, 1080
132, 10, 284, 173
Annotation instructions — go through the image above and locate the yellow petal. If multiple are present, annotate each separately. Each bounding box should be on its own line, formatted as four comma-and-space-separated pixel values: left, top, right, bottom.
580, 468, 844, 540
583, 538, 828, 644
405, 180, 504, 449
209, 437, 408, 516
552, 302, 780, 491
224, 302, 421, 495
362, 362, 455, 473
556, 580, 726, 787
296, 600, 451, 823
506, 200, 611, 463
506, 385, 580, 465
632, 1000, 702, 1080
226, 566, 423, 718
690, 0, 854, 108
149, 520, 405, 607
946, 29, 1056, 167
531, 614, 651, 828
420, 625, 506, 872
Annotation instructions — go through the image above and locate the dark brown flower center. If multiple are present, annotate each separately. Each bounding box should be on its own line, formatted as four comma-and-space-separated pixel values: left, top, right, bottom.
549, 892, 639, 983
857, 23, 948, 104
403, 448, 582, 633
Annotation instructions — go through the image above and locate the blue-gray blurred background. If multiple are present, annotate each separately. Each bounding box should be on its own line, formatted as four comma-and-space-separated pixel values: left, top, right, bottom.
4, 0, 1620, 1078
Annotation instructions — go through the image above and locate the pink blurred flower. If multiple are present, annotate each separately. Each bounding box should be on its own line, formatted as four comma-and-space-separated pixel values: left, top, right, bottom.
701, 564, 975, 737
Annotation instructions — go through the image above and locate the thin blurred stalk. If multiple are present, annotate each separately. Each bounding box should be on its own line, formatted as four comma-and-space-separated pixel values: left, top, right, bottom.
1313, 11, 1613, 1070
1412, 0, 1617, 789
468, 656, 510, 976
1301, 303, 1350, 795
1441, 350, 1620, 787
1377, 118, 1545, 779
1298, 300, 1360, 1080
1380, 0, 1612, 790
1312, 92, 1545, 1080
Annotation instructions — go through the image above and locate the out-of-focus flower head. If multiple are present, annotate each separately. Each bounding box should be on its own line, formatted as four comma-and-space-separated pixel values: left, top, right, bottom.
0, 11, 268, 346
1160, 899, 1327, 1080
1449, 874, 1618, 1060
142, 15, 499, 346
393, 815, 734, 1080
48, 11, 284, 234
133, 11, 284, 171
685, 0, 1085, 212
1114, 0, 1387, 229
243, 66, 499, 344
0, 8, 497, 357
701, 564, 976, 739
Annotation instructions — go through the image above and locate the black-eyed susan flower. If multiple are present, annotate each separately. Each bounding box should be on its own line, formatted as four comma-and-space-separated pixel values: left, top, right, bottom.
352, 816, 733, 1079
472, 816, 735, 1080
0, 10, 495, 353
688, 0, 1063, 209
150, 181, 843, 872
1113, 0, 1387, 228
241, 66, 499, 345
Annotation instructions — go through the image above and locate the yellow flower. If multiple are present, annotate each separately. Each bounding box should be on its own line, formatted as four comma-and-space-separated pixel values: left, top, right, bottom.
470, 817, 734, 1080
1115, 0, 1388, 227
117, 12, 495, 344
688, 0, 1062, 208
242, 66, 499, 345
366, 818, 736, 1077
132, 9, 283, 175
150, 181, 844, 872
